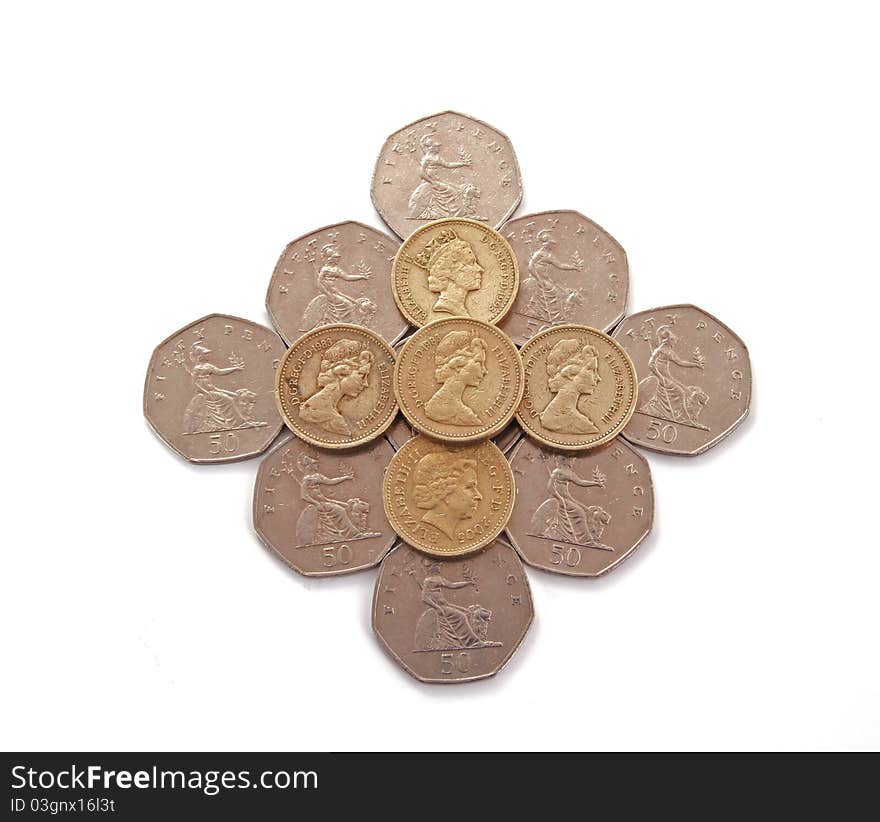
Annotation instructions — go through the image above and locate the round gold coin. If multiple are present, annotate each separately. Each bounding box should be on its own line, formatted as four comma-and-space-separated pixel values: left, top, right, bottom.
382, 435, 515, 557
394, 318, 524, 444
391, 218, 519, 327
275, 323, 397, 449
516, 324, 638, 450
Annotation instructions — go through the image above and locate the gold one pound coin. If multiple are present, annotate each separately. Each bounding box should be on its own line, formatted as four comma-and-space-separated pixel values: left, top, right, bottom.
391, 218, 519, 327
382, 435, 515, 557
275, 324, 397, 449
394, 318, 523, 444
516, 325, 637, 450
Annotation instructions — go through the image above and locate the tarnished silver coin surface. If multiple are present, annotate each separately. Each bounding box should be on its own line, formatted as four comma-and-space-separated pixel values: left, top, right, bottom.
493, 421, 522, 455
372, 539, 533, 684
144, 314, 284, 463
612, 304, 751, 455
498, 210, 628, 346
371, 111, 523, 240
266, 221, 408, 346
506, 437, 653, 577
253, 434, 396, 577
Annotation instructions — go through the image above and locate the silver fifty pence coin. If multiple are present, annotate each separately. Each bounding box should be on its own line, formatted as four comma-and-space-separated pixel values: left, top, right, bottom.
372, 539, 533, 684
371, 111, 523, 240
612, 304, 752, 455
144, 313, 284, 463
266, 220, 408, 346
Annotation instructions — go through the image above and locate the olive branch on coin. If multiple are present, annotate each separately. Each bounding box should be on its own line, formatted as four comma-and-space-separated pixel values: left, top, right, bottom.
461, 564, 479, 593
279, 449, 297, 476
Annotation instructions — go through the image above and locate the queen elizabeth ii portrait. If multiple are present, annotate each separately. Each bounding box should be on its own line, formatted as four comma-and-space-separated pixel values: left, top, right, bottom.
412, 451, 482, 541
299, 339, 373, 436
538, 339, 602, 435
424, 330, 487, 426
414, 228, 484, 318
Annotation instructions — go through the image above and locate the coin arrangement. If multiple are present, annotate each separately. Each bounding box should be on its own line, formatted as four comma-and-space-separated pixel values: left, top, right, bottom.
144, 111, 752, 684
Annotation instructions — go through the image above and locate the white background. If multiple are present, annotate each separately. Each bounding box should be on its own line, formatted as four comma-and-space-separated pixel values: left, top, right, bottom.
2, 2, 877, 752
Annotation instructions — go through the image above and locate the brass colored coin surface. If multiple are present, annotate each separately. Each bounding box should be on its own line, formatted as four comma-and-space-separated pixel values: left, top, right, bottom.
391, 218, 519, 328
275, 323, 397, 449
382, 435, 515, 557
394, 318, 523, 444
516, 325, 638, 451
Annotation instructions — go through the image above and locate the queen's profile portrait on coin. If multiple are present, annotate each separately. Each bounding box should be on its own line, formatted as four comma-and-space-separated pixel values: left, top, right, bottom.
425, 330, 487, 426
392, 219, 518, 328
420, 229, 484, 317
393, 317, 523, 443
539, 339, 601, 434
412, 451, 482, 540
300, 339, 373, 435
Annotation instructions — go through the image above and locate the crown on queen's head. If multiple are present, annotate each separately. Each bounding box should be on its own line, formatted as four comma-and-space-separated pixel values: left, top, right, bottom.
413, 228, 459, 269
